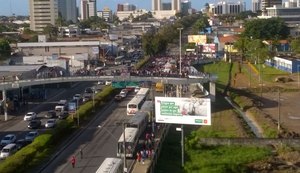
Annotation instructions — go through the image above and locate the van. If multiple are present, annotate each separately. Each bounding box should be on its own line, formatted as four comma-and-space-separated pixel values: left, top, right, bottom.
0, 143, 17, 159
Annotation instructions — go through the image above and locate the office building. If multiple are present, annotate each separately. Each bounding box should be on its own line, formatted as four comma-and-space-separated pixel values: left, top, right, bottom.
58, 0, 77, 23
211, 1, 245, 15
261, 0, 282, 14
252, 0, 261, 12
123, 3, 136, 11
181, 0, 192, 14
29, 0, 58, 32
97, 7, 113, 22
152, 0, 181, 19
80, 0, 96, 20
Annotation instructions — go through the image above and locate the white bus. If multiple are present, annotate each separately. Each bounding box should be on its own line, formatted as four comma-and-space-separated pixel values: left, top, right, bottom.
117, 127, 139, 158
126, 88, 150, 116
136, 88, 149, 97
96, 157, 123, 173
126, 112, 148, 139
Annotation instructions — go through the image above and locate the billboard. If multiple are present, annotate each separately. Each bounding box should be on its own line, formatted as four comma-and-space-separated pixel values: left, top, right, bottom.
155, 97, 211, 125
201, 44, 216, 53
188, 35, 207, 45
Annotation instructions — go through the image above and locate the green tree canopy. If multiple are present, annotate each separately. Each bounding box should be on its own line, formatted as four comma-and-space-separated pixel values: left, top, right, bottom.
0, 39, 11, 60
242, 18, 289, 40
291, 38, 300, 54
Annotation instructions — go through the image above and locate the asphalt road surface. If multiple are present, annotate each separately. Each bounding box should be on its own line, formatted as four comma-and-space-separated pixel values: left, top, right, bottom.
38, 93, 136, 173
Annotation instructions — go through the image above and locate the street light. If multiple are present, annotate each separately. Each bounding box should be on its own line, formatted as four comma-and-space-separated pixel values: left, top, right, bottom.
92, 87, 95, 113
177, 28, 183, 76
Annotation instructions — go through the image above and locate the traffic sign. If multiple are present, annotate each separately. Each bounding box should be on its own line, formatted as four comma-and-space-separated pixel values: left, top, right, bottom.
68, 102, 76, 114
112, 81, 139, 88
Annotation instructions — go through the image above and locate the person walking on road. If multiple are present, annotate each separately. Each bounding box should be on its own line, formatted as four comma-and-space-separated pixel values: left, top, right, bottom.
80, 148, 83, 159
71, 155, 76, 168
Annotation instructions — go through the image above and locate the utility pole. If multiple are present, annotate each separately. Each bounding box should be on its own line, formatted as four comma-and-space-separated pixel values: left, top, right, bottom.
277, 89, 281, 134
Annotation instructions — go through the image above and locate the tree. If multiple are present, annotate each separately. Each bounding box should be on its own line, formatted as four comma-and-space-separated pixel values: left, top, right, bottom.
234, 37, 250, 61
248, 39, 269, 64
243, 18, 289, 40
43, 24, 58, 40
0, 39, 11, 60
291, 38, 300, 55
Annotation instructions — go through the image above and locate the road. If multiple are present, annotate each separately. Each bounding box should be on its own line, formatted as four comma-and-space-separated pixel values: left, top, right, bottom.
0, 82, 97, 148
39, 93, 136, 173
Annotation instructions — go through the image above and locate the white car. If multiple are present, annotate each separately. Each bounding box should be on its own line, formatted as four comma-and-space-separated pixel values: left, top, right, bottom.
134, 87, 140, 93
0, 134, 17, 146
105, 80, 112, 86
120, 89, 128, 98
73, 94, 81, 101
45, 119, 56, 128
25, 131, 39, 142
24, 112, 37, 121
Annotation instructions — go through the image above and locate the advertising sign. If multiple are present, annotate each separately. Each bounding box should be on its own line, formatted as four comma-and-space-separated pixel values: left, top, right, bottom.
155, 97, 211, 125
201, 44, 216, 53
68, 102, 76, 114
188, 35, 207, 45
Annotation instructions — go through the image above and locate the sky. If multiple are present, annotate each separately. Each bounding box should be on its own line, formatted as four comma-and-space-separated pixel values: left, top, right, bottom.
0, 0, 251, 16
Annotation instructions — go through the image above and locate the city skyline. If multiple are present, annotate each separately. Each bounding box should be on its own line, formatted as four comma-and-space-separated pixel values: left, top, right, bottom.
0, 0, 251, 16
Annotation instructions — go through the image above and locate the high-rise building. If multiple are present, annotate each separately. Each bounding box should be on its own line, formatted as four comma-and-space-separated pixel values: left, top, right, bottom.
123, 3, 136, 11
181, 0, 192, 14
58, 0, 77, 23
29, 0, 58, 32
261, 0, 282, 14
162, 3, 172, 10
97, 7, 113, 22
211, 1, 245, 15
252, 0, 261, 12
80, 0, 96, 20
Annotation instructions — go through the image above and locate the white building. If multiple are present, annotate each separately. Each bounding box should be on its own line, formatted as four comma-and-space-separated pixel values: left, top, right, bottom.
252, 0, 261, 12
152, 0, 181, 19
97, 7, 113, 22
116, 9, 148, 21
80, 0, 96, 20
211, 1, 245, 15
58, 0, 77, 23
261, 5, 300, 24
29, 0, 58, 32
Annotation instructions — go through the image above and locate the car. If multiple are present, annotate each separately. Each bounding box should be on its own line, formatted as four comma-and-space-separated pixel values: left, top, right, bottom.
0, 134, 17, 146
58, 111, 69, 119
94, 66, 105, 71
45, 119, 56, 128
25, 131, 39, 142
97, 80, 105, 85
114, 94, 123, 102
134, 87, 140, 93
105, 80, 112, 85
83, 94, 92, 102
0, 143, 18, 159
73, 94, 81, 101
15, 139, 31, 150
27, 120, 41, 129
120, 89, 128, 98
84, 88, 93, 94
45, 110, 56, 118
24, 112, 37, 121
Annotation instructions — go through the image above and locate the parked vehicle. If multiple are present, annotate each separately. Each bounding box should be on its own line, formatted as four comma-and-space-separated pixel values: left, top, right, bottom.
0, 144, 18, 159
45, 119, 56, 128
28, 120, 41, 129
24, 112, 37, 121
25, 131, 39, 142
0, 134, 17, 146
45, 110, 56, 118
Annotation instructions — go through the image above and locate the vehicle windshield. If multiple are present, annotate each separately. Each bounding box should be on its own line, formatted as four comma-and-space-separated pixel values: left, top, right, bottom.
128, 104, 137, 108
3, 137, 10, 140
2, 149, 9, 153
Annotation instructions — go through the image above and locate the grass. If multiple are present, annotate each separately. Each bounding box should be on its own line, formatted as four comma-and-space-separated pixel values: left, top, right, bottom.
254, 64, 289, 83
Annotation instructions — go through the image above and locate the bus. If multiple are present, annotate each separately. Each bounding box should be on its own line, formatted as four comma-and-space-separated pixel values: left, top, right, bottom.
126, 88, 150, 116
126, 112, 148, 138
140, 101, 154, 121
117, 127, 139, 158
96, 157, 123, 173
155, 82, 164, 92
114, 56, 125, 65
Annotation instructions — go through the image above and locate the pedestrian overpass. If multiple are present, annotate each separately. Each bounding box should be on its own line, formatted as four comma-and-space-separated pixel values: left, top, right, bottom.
0, 75, 217, 121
